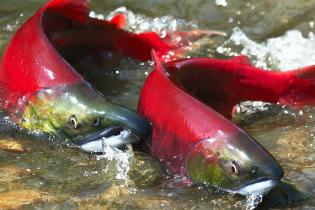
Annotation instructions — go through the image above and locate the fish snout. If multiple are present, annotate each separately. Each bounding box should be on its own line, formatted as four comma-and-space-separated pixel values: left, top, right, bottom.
250, 152, 284, 187
185, 133, 284, 196
232, 133, 284, 195
78, 105, 151, 153
259, 160, 284, 180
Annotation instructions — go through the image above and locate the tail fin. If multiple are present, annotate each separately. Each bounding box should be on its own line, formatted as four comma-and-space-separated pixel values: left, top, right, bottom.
45, 0, 89, 24
277, 65, 315, 107
151, 50, 166, 75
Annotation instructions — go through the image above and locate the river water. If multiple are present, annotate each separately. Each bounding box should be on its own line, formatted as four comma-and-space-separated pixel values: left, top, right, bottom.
1, 0, 315, 209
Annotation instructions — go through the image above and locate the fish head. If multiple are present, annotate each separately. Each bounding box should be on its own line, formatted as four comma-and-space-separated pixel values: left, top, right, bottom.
186, 131, 283, 196
20, 82, 151, 152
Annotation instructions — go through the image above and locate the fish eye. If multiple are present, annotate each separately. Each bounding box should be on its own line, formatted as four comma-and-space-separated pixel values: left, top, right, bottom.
228, 160, 240, 176
93, 118, 101, 126
69, 115, 78, 129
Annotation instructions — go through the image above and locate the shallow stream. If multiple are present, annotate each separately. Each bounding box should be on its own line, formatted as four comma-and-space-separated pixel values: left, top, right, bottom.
1, 0, 315, 209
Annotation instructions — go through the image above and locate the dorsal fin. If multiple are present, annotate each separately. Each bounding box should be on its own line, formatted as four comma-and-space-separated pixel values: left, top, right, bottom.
45, 0, 89, 24
109, 14, 127, 28
151, 50, 167, 75
229, 55, 252, 65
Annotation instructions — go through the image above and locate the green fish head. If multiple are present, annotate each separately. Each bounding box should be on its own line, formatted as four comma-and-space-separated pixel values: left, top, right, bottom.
19, 82, 151, 152
186, 131, 283, 196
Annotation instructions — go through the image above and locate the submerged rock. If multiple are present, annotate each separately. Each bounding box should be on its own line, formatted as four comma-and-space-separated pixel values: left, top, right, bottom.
100, 185, 130, 201
0, 165, 31, 183
0, 138, 30, 153
0, 189, 53, 209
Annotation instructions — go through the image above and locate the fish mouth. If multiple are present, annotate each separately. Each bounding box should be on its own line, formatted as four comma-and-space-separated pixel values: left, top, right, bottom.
75, 126, 139, 152
229, 177, 280, 196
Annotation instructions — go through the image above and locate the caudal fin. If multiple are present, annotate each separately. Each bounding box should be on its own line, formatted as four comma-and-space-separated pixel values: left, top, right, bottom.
151, 50, 166, 74
277, 65, 315, 107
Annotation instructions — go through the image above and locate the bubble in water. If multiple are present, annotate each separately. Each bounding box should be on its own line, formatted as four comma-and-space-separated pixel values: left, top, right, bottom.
97, 141, 134, 180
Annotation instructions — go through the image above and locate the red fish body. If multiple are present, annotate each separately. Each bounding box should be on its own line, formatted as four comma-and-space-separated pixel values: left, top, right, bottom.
167, 56, 315, 118
164, 56, 315, 118
138, 53, 315, 195
1, 0, 222, 151
0, 0, 187, 150
0, 0, 178, 110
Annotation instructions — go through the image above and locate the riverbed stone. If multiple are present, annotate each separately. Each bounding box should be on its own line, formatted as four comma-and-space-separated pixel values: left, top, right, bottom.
0, 189, 53, 209
0, 138, 29, 153
0, 165, 30, 183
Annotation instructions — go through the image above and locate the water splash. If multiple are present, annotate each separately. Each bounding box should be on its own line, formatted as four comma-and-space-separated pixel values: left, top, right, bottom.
245, 194, 263, 210
233, 101, 272, 116
215, 0, 228, 7
96, 141, 134, 180
217, 27, 315, 70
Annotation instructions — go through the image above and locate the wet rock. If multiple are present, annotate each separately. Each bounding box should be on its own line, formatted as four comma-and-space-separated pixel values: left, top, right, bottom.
131, 196, 172, 209
81, 185, 172, 209
276, 128, 308, 161
77, 203, 110, 210
100, 185, 130, 200
0, 138, 29, 153
258, 181, 308, 209
99, 184, 172, 208
129, 151, 165, 187
0, 165, 31, 183
0, 189, 53, 209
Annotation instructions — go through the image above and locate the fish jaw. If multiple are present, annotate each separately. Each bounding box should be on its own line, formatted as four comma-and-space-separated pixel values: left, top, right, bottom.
231, 178, 280, 196
78, 127, 138, 152
18, 82, 151, 150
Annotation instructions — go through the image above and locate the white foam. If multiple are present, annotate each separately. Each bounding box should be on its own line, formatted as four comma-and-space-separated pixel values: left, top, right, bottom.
245, 193, 263, 210
217, 28, 315, 114
91, 7, 198, 37
215, 0, 228, 7
97, 142, 134, 180
217, 27, 315, 70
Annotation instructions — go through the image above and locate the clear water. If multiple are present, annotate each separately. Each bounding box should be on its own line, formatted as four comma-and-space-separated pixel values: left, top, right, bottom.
1, 0, 315, 209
